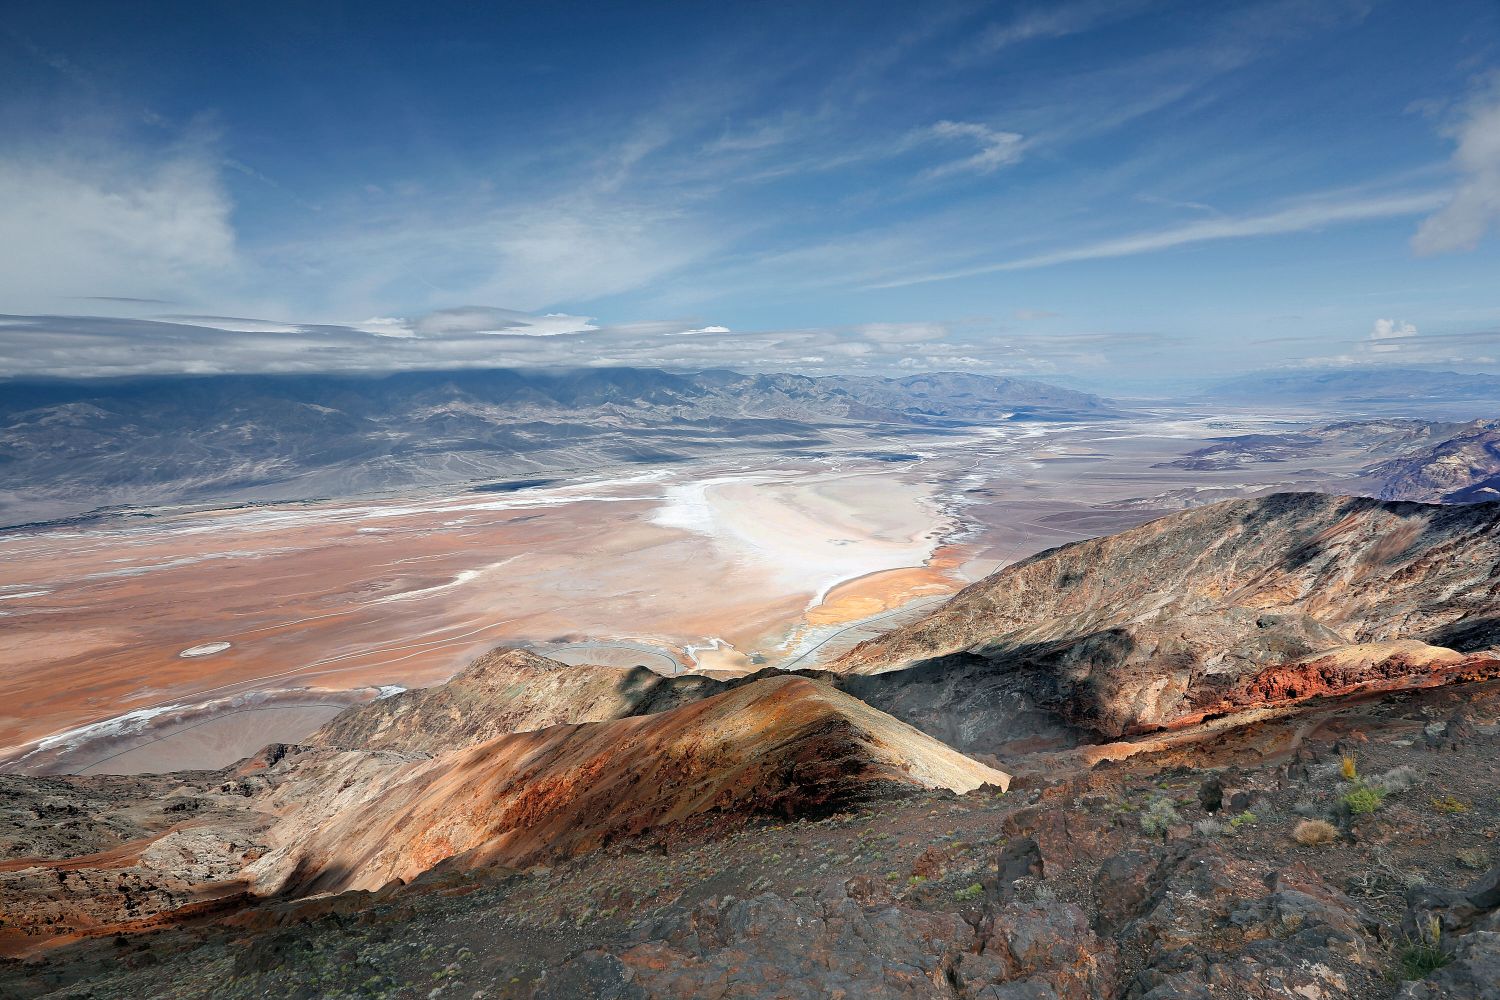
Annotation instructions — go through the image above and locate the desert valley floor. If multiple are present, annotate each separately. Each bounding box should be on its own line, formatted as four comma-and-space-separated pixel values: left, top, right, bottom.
0, 407, 1367, 777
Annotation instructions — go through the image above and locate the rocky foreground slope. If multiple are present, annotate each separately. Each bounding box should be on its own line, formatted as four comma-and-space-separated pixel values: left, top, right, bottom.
834, 493, 1500, 748
7, 676, 1500, 999
5, 492, 1500, 998
0, 675, 1004, 952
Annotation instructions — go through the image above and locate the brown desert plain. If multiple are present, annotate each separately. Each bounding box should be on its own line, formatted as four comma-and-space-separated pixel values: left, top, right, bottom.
0, 411, 1359, 775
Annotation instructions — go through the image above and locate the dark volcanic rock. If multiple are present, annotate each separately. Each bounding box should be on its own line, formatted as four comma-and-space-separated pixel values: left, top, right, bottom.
1400, 865, 1500, 999
542, 884, 1115, 1000
1121, 852, 1381, 998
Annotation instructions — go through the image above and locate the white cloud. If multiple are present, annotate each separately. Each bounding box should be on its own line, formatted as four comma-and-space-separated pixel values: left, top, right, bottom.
0, 135, 237, 310
160, 314, 301, 333
1412, 77, 1500, 255
353, 316, 414, 337
854, 322, 948, 344
961, 0, 1157, 61
921, 121, 1026, 179
872, 189, 1448, 288
1370, 317, 1415, 353
0, 310, 1039, 380
410, 307, 597, 337
673, 325, 732, 335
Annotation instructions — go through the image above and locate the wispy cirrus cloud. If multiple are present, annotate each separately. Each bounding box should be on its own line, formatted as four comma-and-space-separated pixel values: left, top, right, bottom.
954, 0, 1160, 65
0, 129, 237, 311
1413, 74, 1500, 255
918, 121, 1027, 179
870, 189, 1450, 288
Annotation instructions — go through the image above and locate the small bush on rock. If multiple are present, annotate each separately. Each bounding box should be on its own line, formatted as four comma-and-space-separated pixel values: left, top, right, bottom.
1344, 785, 1385, 816
1397, 916, 1452, 980
1139, 797, 1182, 837
1368, 766, 1419, 796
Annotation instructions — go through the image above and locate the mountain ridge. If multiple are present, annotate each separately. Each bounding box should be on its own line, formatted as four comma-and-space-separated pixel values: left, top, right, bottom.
0, 366, 1116, 526
832, 492, 1500, 745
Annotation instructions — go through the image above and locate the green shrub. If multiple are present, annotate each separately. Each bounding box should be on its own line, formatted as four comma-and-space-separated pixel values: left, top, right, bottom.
1344, 784, 1385, 816
954, 883, 984, 902
1140, 797, 1183, 836
1398, 916, 1452, 980
1229, 810, 1257, 830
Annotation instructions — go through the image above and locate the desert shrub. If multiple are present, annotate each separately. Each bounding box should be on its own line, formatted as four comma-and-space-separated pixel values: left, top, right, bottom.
1344, 784, 1386, 816
1140, 797, 1183, 836
1368, 766, 1420, 796
1397, 915, 1452, 980
1430, 795, 1469, 814
954, 883, 984, 902
1229, 810, 1258, 830
1341, 755, 1359, 781
1292, 819, 1338, 845
1194, 818, 1228, 838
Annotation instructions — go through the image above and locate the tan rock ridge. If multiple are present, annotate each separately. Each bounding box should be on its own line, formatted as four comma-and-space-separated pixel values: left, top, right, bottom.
307, 648, 729, 754
833, 493, 1500, 742
250, 674, 1009, 896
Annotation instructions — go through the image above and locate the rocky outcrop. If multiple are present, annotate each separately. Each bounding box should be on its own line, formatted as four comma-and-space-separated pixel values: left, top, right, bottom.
834, 494, 1500, 743
539, 882, 1115, 1000
1365, 419, 1500, 503
1399, 865, 1500, 998
250, 675, 1008, 896
536, 850, 1386, 1000
308, 649, 729, 753
0, 772, 269, 957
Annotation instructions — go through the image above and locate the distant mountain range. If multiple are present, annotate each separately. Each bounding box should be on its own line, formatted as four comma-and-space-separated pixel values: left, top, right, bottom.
1206, 367, 1500, 406
0, 367, 1115, 527
1155, 418, 1462, 473
1156, 416, 1500, 505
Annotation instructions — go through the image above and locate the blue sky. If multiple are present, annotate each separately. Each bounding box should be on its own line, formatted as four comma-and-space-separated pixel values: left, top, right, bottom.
1, 0, 1498, 384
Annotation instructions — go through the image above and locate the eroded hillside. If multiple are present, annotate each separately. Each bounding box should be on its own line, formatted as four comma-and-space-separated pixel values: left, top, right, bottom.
834, 494, 1500, 745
